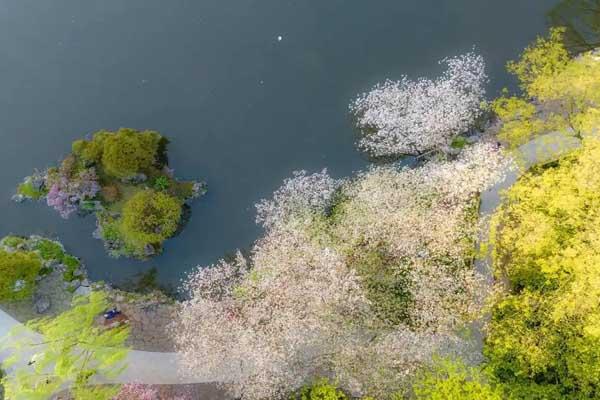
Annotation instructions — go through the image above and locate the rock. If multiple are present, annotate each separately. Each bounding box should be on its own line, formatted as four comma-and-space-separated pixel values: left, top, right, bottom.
74, 285, 92, 297
33, 295, 51, 314
68, 280, 81, 290
13, 279, 26, 292
30, 175, 45, 190
92, 226, 103, 239
11, 194, 25, 203
80, 278, 90, 287
73, 268, 85, 278
123, 173, 147, 184
143, 244, 156, 257
465, 134, 480, 144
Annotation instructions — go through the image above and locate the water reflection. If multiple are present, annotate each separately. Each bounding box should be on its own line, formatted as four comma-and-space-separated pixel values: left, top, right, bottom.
549, 0, 600, 53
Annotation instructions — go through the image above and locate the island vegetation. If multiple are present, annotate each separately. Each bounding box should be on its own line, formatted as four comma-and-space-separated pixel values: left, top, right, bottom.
15, 128, 206, 259
0, 235, 86, 304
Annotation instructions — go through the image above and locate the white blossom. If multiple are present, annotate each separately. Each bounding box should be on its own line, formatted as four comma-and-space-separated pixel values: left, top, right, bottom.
351, 52, 487, 156
255, 169, 343, 230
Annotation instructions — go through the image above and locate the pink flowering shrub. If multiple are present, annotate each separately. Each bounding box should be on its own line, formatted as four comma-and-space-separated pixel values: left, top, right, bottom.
46, 168, 100, 218
351, 52, 487, 156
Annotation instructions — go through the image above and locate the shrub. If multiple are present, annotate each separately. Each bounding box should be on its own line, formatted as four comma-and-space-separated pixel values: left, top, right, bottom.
291, 379, 347, 400
1, 236, 26, 249
485, 138, 600, 398
17, 180, 46, 200
33, 239, 64, 261
0, 249, 41, 301
101, 128, 161, 178
101, 185, 121, 202
120, 190, 182, 254
62, 255, 80, 282
45, 168, 100, 219
412, 357, 502, 400
153, 175, 170, 191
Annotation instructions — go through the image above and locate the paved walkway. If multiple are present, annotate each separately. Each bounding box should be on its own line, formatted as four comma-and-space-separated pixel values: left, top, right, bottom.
0, 131, 584, 388
0, 308, 224, 385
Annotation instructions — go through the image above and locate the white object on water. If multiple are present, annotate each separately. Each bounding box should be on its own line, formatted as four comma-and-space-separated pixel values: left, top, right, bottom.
277, 35, 283, 42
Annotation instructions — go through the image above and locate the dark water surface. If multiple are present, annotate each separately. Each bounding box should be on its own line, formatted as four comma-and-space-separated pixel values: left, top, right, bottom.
0, 0, 557, 288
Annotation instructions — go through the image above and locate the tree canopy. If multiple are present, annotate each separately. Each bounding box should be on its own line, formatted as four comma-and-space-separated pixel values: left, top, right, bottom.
485, 138, 600, 399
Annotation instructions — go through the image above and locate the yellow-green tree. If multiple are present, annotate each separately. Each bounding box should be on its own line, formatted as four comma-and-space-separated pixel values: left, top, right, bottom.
1, 291, 129, 400
492, 27, 600, 148
72, 128, 162, 178
119, 189, 182, 255
485, 138, 600, 399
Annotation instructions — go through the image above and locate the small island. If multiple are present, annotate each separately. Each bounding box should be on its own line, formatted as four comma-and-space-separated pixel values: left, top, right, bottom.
14, 128, 206, 259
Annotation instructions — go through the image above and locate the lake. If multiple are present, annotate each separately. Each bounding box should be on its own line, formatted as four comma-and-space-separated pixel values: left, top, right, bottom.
0, 0, 559, 290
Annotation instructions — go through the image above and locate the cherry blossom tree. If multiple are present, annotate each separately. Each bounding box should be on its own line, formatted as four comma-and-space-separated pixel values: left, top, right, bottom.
172, 142, 509, 399
351, 53, 487, 157
255, 169, 343, 230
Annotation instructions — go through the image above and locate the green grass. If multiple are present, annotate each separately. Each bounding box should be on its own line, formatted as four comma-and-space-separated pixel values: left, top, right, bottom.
17, 181, 46, 199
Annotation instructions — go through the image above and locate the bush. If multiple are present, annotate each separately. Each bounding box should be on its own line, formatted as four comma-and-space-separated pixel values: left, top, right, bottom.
17, 180, 45, 199
485, 138, 600, 398
153, 175, 170, 191
119, 190, 182, 254
412, 357, 502, 400
1, 236, 26, 249
100, 184, 120, 202
291, 379, 347, 400
0, 249, 41, 301
33, 239, 64, 261
101, 128, 161, 178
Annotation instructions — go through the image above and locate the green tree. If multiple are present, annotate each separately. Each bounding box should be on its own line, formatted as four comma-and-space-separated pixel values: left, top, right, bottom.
0, 291, 129, 400
101, 128, 161, 178
119, 189, 182, 253
0, 249, 41, 301
71, 128, 162, 178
